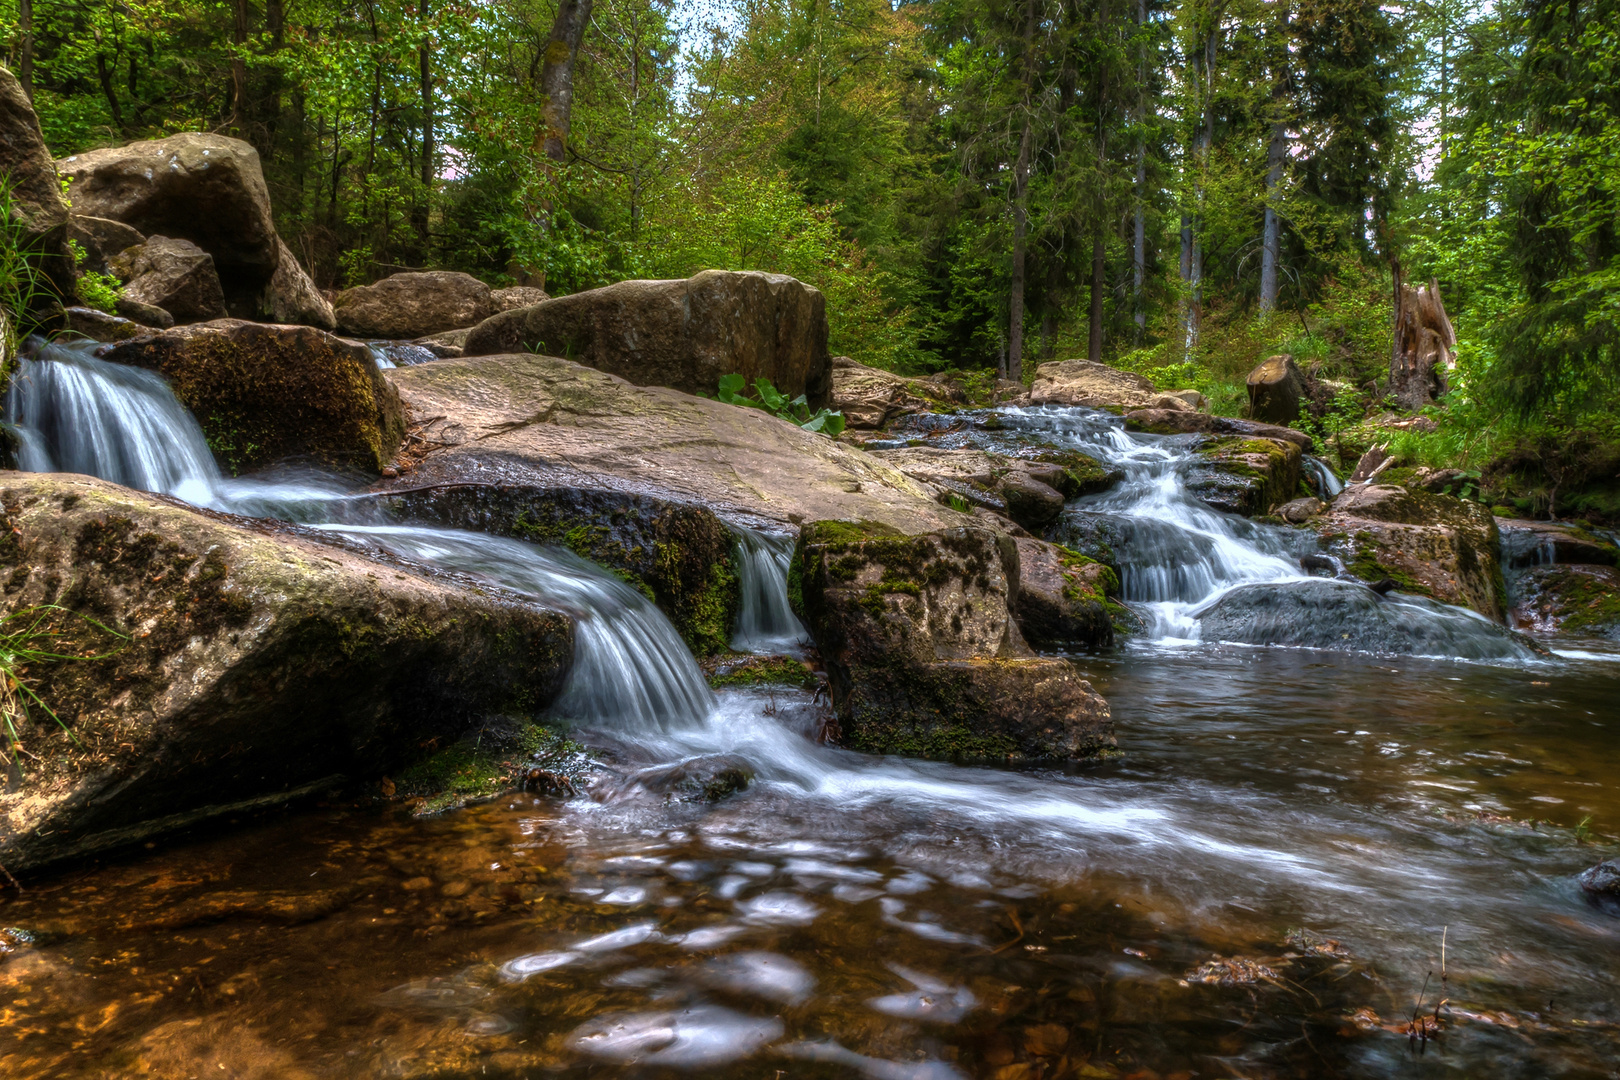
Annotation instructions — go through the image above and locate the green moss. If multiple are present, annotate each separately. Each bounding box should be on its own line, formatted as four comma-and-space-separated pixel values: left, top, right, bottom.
1539, 568, 1620, 633
1031, 449, 1121, 498
802, 519, 905, 545
706, 655, 818, 690
1345, 546, 1430, 597
844, 715, 1020, 762
676, 554, 739, 657
393, 720, 588, 815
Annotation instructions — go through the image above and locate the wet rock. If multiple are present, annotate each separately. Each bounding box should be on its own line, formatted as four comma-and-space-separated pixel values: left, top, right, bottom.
1000, 471, 1066, 530
602, 754, 754, 804
491, 285, 550, 311
1578, 858, 1620, 907
333, 270, 495, 339
464, 270, 834, 411
380, 352, 963, 535
66, 213, 144, 274
1162, 388, 1207, 411
1277, 497, 1323, 524
99, 319, 405, 474
1196, 579, 1536, 659
62, 306, 145, 342
108, 235, 228, 323
1188, 435, 1303, 517
1510, 565, 1620, 638
1123, 408, 1314, 451
1497, 518, 1619, 569
1245, 354, 1306, 425
114, 296, 173, 329
1011, 537, 1118, 651
413, 327, 470, 358
1029, 448, 1124, 498
792, 521, 1115, 762
58, 133, 325, 324
0, 67, 75, 310
1317, 483, 1505, 620
0, 473, 573, 872
366, 484, 741, 657
867, 446, 1111, 530
1029, 359, 1166, 411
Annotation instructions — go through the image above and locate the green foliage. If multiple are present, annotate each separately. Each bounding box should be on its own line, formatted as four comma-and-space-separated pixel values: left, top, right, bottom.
68, 241, 123, 314
0, 180, 49, 353
713, 374, 846, 437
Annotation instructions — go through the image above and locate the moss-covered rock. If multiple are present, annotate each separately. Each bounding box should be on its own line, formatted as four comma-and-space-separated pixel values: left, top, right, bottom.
703, 654, 819, 690
1123, 409, 1314, 451
1510, 564, 1620, 638
99, 319, 405, 475
367, 484, 740, 657
391, 718, 590, 815
0, 473, 574, 872
792, 522, 1114, 763
1011, 538, 1120, 651
1187, 436, 1303, 517
1316, 483, 1505, 620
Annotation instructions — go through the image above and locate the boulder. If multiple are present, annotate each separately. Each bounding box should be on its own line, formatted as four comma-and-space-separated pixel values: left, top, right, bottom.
1000, 470, 1066, 530
492, 285, 551, 311
62, 306, 144, 342
831, 357, 931, 429
362, 485, 741, 657
1509, 565, 1620, 638
1029, 359, 1176, 412
1124, 408, 1315, 452
1188, 435, 1303, 517
114, 296, 174, 329
414, 327, 470, 358
1011, 538, 1119, 651
333, 270, 495, 339
66, 213, 144, 274
866, 446, 1083, 529
379, 352, 964, 535
108, 235, 229, 323
0, 65, 74, 307
463, 270, 834, 411
99, 320, 405, 474
1316, 483, 1505, 620
261, 238, 336, 331
1579, 859, 1620, 908
0, 473, 573, 872
1245, 354, 1306, 425
1277, 497, 1323, 524
791, 521, 1115, 762
1197, 579, 1537, 660
1497, 519, 1619, 569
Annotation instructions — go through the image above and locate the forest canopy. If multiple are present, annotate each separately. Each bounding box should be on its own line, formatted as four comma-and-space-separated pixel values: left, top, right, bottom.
3, 0, 1616, 439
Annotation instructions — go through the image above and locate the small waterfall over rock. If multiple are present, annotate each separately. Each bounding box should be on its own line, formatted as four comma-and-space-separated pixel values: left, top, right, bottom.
4, 340, 222, 502
729, 527, 806, 654
1302, 455, 1344, 499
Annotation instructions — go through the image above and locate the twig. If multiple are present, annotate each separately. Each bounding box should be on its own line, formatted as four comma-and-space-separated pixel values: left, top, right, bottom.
0, 858, 21, 892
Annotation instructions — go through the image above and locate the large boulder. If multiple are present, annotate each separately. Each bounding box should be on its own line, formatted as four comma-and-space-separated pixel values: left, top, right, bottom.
463, 271, 834, 411
866, 446, 1092, 530
1187, 435, 1303, 516
65, 213, 144, 275
1196, 579, 1537, 660
333, 270, 496, 339
261, 238, 336, 330
0, 65, 74, 308
108, 235, 228, 323
0, 473, 573, 872
831, 357, 931, 429
1510, 564, 1620, 638
379, 352, 965, 535
1245, 354, 1306, 425
1497, 518, 1619, 570
1011, 538, 1119, 651
492, 285, 550, 311
1316, 483, 1505, 620
791, 521, 1115, 762
365, 485, 742, 657
1124, 409, 1315, 451
99, 320, 405, 474
1030, 360, 1190, 412
56, 133, 328, 326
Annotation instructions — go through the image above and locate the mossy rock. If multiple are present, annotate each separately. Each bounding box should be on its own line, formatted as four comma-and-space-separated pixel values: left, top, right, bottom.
1012, 538, 1120, 651
1511, 564, 1620, 638
1187, 435, 1302, 517
392, 717, 590, 815
703, 654, 819, 690
99, 319, 405, 475
370, 484, 740, 657
1029, 449, 1124, 499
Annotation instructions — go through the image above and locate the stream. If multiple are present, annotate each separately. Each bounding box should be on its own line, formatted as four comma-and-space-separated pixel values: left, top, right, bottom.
2, 341, 1617, 1079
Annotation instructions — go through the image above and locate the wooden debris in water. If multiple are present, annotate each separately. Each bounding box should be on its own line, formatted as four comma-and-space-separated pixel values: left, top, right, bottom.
1183, 955, 1280, 986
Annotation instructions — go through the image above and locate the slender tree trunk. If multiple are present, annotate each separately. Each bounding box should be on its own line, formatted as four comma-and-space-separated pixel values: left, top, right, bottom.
18, 0, 34, 101
1088, 232, 1106, 362
541, 0, 595, 164
417, 0, 435, 256
1259, 1, 1288, 315
94, 51, 125, 132
1008, 0, 1036, 383
1087, 0, 1112, 363
230, 0, 249, 131
1132, 0, 1145, 342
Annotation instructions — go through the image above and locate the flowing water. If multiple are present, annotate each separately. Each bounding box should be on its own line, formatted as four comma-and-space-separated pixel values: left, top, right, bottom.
2, 354, 1618, 1079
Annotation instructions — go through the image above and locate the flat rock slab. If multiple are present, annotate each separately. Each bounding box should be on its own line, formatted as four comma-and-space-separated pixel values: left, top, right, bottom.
381, 352, 965, 535
1031, 360, 1192, 413
0, 473, 573, 872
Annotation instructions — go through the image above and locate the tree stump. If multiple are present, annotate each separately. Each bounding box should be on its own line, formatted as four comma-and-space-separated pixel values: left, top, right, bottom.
1246, 353, 1306, 424
1389, 266, 1456, 411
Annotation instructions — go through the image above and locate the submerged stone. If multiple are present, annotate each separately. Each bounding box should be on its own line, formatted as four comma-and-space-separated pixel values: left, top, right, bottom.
0, 473, 573, 871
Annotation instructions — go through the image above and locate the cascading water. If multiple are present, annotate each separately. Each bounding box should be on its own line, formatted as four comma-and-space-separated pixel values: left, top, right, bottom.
729, 527, 807, 654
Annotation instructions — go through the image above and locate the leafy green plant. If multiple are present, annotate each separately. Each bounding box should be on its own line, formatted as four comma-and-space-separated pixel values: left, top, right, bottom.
713, 374, 847, 436
68, 240, 123, 314
0, 605, 128, 784
0, 180, 51, 362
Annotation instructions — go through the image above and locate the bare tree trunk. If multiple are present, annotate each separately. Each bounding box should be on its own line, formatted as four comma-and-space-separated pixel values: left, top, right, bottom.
541, 0, 594, 164
230, 0, 249, 131
1259, 1, 1289, 315
1133, 147, 1146, 342
417, 0, 435, 255
1088, 233, 1106, 362
1389, 262, 1457, 410
1010, 117, 1032, 381
17, 0, 33, 101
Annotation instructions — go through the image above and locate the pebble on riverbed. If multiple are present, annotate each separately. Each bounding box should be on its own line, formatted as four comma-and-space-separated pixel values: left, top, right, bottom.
1578, 857, 1620, 908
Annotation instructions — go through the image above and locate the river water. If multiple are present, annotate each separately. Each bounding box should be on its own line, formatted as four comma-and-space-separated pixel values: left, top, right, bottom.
2, 343, 1617, 1078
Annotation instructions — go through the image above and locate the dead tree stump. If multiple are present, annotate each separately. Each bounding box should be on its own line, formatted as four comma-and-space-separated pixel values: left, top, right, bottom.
1389, 264, 1456, 411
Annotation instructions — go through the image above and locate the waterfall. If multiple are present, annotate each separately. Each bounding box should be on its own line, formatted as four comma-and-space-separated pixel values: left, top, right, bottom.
1302, 455, 1344, 499
4, 340, 222, 503
730, 527, 806, 654
4, 344, 716, 733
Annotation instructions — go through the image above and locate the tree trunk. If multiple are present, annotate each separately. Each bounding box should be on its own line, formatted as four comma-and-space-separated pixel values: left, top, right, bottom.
1259, 0, 1289, 315
417, 0, 435, 255
1389, 262, 1457, 410
18, 0, 33, 101
1132, 0, 1145, 342
541, 0, 595, 164
230, 0, 249, 132
1087, 232, 1105, 362
1010, 117, 1032, 381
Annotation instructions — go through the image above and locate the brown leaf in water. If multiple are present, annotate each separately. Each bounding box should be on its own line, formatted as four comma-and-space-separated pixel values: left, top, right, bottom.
1184, 956, 1279, 986
1024, 1023, 1069, 1057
